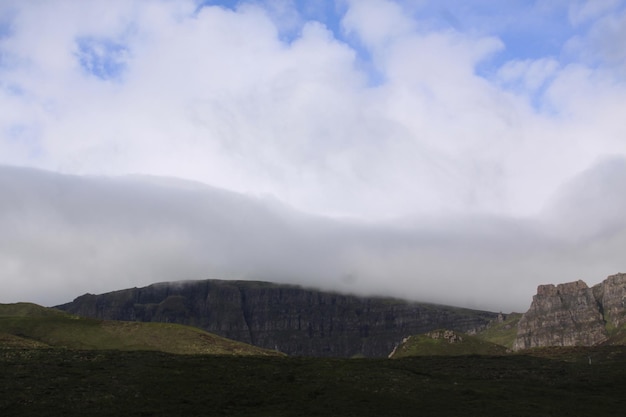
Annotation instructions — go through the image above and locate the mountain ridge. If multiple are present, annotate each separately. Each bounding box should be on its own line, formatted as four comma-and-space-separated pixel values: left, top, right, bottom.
56, 279, 499, 357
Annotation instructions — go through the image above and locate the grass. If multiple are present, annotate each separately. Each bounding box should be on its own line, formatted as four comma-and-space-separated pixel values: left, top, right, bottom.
2, 346, 626, 416
475, 313, 522, 349
0, 333, 49, 348
0, 303, 280, 356
0, 302, 67, 318
602, 320, 626, 345
390, 329, 509, 357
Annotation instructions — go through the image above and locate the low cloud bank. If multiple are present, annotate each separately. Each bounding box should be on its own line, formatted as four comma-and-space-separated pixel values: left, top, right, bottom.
2, 162, 625, 312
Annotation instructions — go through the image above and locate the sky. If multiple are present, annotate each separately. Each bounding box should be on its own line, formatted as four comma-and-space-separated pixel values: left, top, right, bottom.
1, 0, 625, 312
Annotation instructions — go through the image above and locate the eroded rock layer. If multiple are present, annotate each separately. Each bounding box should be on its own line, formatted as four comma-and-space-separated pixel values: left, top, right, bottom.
514, 273, 626, 350
56, 280, 497, 357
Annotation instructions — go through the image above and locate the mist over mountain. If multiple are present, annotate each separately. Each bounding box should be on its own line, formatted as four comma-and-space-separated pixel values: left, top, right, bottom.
2, 162, 626, 312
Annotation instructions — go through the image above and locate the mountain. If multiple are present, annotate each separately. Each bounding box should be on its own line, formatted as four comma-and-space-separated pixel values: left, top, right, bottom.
0, 302, 281, 356
513, 273, 626, 350
56, 279, 499, 357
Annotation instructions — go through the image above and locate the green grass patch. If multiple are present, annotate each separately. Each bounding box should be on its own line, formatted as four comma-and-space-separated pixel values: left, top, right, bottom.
475, 313, 522, 349
390, 330, 508, 358
0, 302, 67, 318
0, 303, 281, 356
602, 321, 626, 345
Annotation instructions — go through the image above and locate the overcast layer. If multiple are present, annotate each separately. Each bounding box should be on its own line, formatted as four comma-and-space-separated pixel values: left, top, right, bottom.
1, 0, 625, 312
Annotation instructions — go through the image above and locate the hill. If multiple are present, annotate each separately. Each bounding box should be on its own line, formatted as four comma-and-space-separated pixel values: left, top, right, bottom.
389, 329, 508, 358
55, 279, 499, 357
0, 303, 280, 356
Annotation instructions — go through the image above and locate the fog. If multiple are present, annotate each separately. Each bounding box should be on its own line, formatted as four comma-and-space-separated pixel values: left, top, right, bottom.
2, 163, 625, 312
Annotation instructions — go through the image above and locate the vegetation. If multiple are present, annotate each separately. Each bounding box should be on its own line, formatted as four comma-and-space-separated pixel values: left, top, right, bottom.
603, 321, 626, 345
475, 312, 522, 349
2, 346, 626, 416
0, 303, 280, 356
390, 329, 508, 358
0, 302, 68, 318
3, 302, 626, 415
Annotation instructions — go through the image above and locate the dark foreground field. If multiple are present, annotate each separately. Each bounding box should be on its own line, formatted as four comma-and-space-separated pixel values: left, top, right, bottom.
2, 347, 626, 417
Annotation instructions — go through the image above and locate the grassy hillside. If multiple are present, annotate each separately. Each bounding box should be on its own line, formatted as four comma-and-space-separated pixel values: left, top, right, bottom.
0, 302, 67, 317
0, 303, 280, 356
475, 313, 522, 349
2, 346, 626, 416
0, 333, 50, 348
389, 329, 508, 358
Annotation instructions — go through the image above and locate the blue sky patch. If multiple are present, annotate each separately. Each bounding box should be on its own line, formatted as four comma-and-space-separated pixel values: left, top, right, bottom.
75, 37, 129, 81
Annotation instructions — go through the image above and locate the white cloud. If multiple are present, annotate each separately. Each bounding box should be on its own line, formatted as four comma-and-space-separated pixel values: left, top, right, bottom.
540, 156, 626, 242
2, 0, 624, 219
1, 0, 626, 311
497, 58, 560, 91
342, 0, 415, 49
2, 165, 626, 312
585, 10, 626, 72
568, 0, 621, 25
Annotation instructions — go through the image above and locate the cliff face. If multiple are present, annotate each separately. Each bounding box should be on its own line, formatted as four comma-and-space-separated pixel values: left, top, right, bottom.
513, 273, 626, 350
594, 273, 626, 329
56, 280, 498, 357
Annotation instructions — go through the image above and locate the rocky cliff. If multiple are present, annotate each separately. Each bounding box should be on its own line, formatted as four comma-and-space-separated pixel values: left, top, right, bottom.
513, 273, 626, 350
56, 280, 498, 357
594, 273, 626, 329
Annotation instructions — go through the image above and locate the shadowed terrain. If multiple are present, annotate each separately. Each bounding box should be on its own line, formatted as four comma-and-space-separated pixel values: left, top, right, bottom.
56, 279, 499, 357
0, 303, 280, 356
2, 346, 626, 416
3, 301, 626, 416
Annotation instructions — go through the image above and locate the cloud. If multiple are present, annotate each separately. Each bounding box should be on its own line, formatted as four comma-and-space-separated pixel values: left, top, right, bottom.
540, 156, 626, 242
1, 0, 624, 220
568, 0, 621, 25
584, 9, 626, 73
1, 1, 626, 312
497, 58, 560, 92
342, 0, 415, 49
2, 164, 626, 313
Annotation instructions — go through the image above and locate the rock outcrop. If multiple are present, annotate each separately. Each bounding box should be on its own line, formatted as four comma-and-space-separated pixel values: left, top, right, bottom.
513, 273, 626, 350
56, 279, 498, 357
593, 273, 626, 329
426, 329, 463, 344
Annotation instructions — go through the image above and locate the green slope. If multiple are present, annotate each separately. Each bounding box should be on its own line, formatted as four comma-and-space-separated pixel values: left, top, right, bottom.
390, 329, 508, 358
0, 302, 68, 318
0, 303, 281, 356
474, 313, 522, 349
0, 332, 50, 348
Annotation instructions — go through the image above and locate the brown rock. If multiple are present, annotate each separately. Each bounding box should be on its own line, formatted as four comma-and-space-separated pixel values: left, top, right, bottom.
513, 280, 607, 350
594, 273, 626, 328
